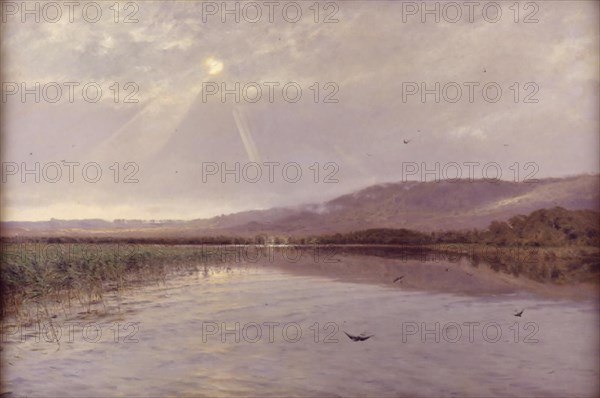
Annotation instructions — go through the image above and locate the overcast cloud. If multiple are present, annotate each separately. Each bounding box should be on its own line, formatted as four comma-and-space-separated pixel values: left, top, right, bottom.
1, 0, 598, 221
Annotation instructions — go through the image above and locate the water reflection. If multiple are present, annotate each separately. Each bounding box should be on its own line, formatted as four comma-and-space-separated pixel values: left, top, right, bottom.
2, 249, 598, 397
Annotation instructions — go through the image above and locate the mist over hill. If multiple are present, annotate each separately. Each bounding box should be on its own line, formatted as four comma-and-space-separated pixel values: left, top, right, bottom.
2, 175, 598, 238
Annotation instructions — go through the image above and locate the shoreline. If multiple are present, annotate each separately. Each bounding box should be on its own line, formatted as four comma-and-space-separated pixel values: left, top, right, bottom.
1, 243, 597, 325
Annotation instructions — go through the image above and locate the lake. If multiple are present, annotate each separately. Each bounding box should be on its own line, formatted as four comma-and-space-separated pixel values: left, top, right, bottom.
2, 248, 598, 397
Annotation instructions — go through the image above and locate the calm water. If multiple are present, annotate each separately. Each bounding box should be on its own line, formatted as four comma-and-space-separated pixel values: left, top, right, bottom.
2, 254, 599, 397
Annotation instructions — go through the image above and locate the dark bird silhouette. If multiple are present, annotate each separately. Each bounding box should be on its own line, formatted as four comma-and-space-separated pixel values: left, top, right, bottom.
503, 144, 509, 147
403, 139, 411, 144
393, 275, 405, 283
344, 331, 374, 342
445, 268, 449, 272
466, 272, 473, 276
483, 68, 487, 73
514, 309, 524, 317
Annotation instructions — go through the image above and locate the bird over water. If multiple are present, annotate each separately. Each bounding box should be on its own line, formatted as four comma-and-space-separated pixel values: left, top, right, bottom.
344, 332, 374, 342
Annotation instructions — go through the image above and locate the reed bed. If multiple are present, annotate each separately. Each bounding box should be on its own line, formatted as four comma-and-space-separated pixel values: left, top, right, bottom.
0, 243, 241, 326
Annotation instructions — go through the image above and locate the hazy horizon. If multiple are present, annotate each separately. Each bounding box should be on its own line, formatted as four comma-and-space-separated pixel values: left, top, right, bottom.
1, 172, 598, 223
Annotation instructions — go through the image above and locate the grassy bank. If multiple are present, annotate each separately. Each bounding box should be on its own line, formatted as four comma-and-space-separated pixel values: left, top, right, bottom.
0, 244, 235, 325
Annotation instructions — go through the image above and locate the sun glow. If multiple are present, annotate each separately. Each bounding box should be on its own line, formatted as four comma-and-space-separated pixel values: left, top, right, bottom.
205, 57, 224, 75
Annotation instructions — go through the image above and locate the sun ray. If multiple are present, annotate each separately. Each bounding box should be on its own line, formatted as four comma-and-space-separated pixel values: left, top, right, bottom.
232, 108, 261, 163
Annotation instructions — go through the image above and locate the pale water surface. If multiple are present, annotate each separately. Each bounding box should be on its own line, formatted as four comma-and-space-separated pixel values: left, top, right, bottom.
2, 263, 598, 397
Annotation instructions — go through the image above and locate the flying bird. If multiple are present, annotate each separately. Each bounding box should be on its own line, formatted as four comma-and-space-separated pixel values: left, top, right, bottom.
344, 331, 374, 342
393, 275, 405, 283
514, 309, 524, 317
403, 130, 423, 144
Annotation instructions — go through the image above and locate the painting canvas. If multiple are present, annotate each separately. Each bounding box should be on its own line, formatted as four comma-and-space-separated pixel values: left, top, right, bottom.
1, 1, 599, 397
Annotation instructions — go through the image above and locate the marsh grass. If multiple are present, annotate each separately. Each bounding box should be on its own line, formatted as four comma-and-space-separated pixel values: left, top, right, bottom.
0, 244, 235, 327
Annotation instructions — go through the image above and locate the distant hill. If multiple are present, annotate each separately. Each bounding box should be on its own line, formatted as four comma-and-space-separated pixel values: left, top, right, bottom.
1, 175, 598, 238
283, 207, 599, 247
211, 174, 600, 235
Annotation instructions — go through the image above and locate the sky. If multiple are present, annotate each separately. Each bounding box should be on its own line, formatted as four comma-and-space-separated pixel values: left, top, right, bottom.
1, 0, 599, 221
